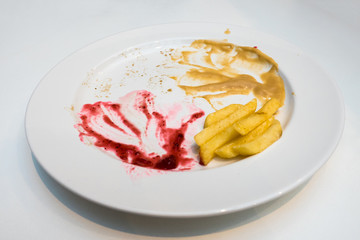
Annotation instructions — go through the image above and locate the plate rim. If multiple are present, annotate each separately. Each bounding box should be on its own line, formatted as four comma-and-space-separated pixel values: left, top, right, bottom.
25, 22, 345, 217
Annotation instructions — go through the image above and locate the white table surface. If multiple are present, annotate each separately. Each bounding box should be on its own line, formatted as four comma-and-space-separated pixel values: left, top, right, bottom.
1, 0, 360, 239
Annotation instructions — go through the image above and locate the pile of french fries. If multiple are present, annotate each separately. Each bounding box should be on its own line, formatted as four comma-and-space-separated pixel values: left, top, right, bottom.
195, 98, 283, 165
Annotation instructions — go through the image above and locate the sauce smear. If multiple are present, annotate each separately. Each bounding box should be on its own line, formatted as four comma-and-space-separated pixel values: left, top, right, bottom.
171, 40, 285, 108
76, 90, 204, 171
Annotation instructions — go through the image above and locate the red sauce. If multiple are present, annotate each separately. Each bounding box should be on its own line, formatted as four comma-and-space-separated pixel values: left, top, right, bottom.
77, 91, 204, 171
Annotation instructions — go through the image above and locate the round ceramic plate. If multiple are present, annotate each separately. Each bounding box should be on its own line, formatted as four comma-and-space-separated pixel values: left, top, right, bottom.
26, 23, 344, 217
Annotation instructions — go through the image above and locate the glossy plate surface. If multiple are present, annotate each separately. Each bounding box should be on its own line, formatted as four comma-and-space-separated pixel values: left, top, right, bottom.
26, 23, 344, 217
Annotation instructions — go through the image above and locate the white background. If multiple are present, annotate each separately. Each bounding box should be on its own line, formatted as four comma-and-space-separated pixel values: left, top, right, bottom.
1, 0, 359, 239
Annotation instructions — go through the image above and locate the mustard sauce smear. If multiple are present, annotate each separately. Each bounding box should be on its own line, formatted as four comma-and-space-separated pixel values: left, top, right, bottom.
170, 40, 285, 107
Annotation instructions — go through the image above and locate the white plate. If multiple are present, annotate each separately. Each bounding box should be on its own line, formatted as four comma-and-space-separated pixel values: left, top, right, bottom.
26, 23, 344, 217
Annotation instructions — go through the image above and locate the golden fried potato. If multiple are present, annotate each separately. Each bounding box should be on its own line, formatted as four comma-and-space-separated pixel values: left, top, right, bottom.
199, 125, 240, 165
204, 104, 242, 127
215, 116, 274, 158
257, 98, 281, 115
194, 99, 257, 146
232, 119, 282, 156
233, 98, 280, 135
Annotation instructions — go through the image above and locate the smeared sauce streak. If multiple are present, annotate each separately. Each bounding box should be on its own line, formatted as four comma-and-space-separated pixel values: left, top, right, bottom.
77, 91, 204, 171
171, 40, 285, 106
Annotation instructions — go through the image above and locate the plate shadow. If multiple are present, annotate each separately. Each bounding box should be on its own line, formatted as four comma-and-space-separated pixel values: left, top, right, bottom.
32, 154, 307, 237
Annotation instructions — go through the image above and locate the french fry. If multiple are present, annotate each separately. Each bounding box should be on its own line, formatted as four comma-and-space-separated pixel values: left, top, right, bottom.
233, 98, 280, 135
199, 125, 240, 165
194, 99, 257, 146
204, 104, 242, 127
232, 119, 282, 156
215, 116, 274, 158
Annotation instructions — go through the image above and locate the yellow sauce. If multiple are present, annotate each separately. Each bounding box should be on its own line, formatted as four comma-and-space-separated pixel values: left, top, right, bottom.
171, 40, 285, 107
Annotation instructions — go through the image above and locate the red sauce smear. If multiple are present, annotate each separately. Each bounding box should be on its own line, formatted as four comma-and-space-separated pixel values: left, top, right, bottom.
76, 90, 204, 171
